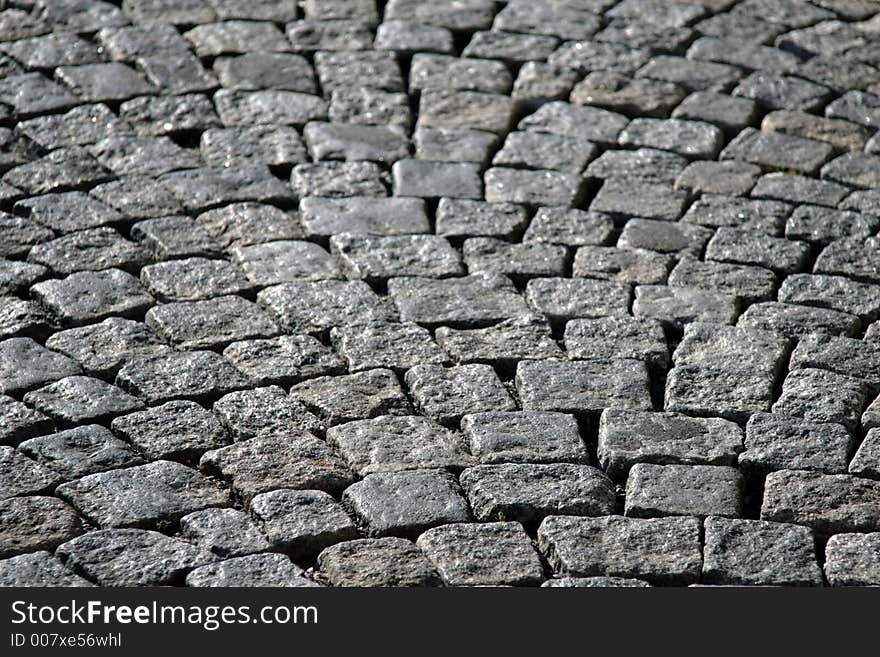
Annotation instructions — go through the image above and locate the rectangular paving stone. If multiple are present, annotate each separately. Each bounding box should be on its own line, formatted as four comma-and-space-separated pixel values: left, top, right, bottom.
523, 208, 614, 247
200, 434, 355, 503
525, 278, 630, 324
516, 359, 652, 417
23, 376, 143, 429
460, 463, 616, 524
705, 227, 811, 275
538, 514, 703, 585
300, 197, 430, 238
772, 367, 871, 432
586, 147, 687, 185
212, 386, 321, 441
327, 415, 473, 476
331, 234, 463, 283
785, 206, 879, 244
0, 496, 84, 560
669, 259, 778, 304
331, 321, 446, 373
673, 322, 790, 378
741, 412, 852, 476
721, 127, 835, 174
484, 167, 585, 207
0, 338, 81, 396
788, 333, 880, 385
141, 258, 252, 303
598, 409, 743, 480
564, 316, 668, 371
317, 537, 442, 587
435, 315, 563, 369
56, 460, 228, 529
737, 301, 860, 339
754, 172, 851, 207
665, 365, 775, 422
222, 335, 345, 388
462, 410, 588, 466
682, 195, 791, 234
824, 532, 880, 586
0, 395, 53, 447
518, 101, 629, 144
624, 463, 744, 519
702, 517, 822, 586
392, 160, 483, 199
762, 469, 880, 535
573, 246, 672, 286
590, 178, 689, 222
405, 364, 515, 426
633, 285, 740, 331
179, 507, 270, 559
231, 240, 341, 287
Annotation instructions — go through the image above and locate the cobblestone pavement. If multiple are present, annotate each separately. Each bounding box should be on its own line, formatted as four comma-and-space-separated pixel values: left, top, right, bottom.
2, 0, 880, 588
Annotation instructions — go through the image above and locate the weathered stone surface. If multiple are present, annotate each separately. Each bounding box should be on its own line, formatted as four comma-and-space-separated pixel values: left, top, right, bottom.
0, 551, 92, 587
213, 386, 321, 441
850, 429, 880, 479
664, 366, 774, 422
0, 395, 53, 447
772, 368, 870, 432
702, 517, 822, 586
23, 377, 143, 429
462, 411, 588, 466
0, 338, 81, 396
436, 315, 562, 368
538, 515, 703, 585
598, 409, 743, 480
318, 537, 442, 587
824, 533, 880, 586
290, 368, 411, 426
624, 464, 744, 519
18, 424, 143, 481
223, 335, 345, 387
180, 507, 269, 559
186, 553, 316, 587
342, 469, 471, 538
460, 463, 616, 524
405, 364, 515, 425
0, 496, 83, 559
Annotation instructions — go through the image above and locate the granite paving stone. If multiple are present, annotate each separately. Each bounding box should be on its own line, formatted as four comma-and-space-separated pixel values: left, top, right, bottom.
824, 533, 880, 586
185, 553, 316, 587
317, 537, 442, 587
179, 507, 269, 559
624, 464, 744, 519
0, 496, 84, 559
0, 551, 92, 587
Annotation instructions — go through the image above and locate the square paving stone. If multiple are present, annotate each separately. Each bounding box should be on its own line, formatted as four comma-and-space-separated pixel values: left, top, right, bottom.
290, 368, 412, 427
414, 126, 498, 165
675, 160, 762, 196
196, 203, 302, 250
316, 51, 404, 95
587, 148, 689, 185
525, 278, 630, 324
15, 191, 125, 235
98, 23, 191, 61
388, 273, 529, 329
231, 240, 340, 287
417, 521, 544, 586
161, 166, 291, 213
753, 170, 850, 206
0, 395, 53, 447
786, 206, 879, 244
549, 40, 650, 77
258, 280, 391, 334
435, 315, 563, 369
374, 20, 454, 56
664, 365, 775, 422
342, 469, 471, 538
483, 168, 585, 208
285, 19, 374, 53
119, 93, 220, 137
56, 460, 228, 529
249, 489, 358, 559
741, 412, 852, 476
686, 35, 801, 73
0, 496, 83, 559
632, 285, 739, 331
184, 20, 290, 58
702, 516, 822, 586
465, 240, 569, 280
492, 0, 605, 40
56, 529, 210, 587
0, 446, 62, 500
671, 91, 759, 135
821, 151, 880, 190
200, 434, 355, 503
850, 429, 880, 479
17, 423, 142, 482
317, 537, 442, 587
146, 296, 279, 351
418, 88, 514, 135
616, 219, 713, 258
329, 87, 412, 130
825, 90, 880, 129
0, 215, 52, 259
733, 71, 832, 112
460, 463, 616, 524
705, 228, 811, 275
435, 199, 528, 240
681, 195, 791, 234
0, 338, 81, 396
410, 53, 511, 94
131, 216, 223, 261
523, 208, 614, 247
738, 300, 861, 339
90, 176, 184, 220
17, 103, 132, 151
140, 258, 253, 303
213, 89, 327, 128
519, 101, 629, 145
573, 246, 672, 286
598, 409, 743, 480
721, 127, 834, 174
44, 318, 167, 380
788, 333, 880, 385
564, 316, 668, 371
222, 335, 345, 388
824, 533, 880, 586
200, 126, 308, 169
462, 410, 588, 466
404, 365, 515, 426
392, 160, 482, 200
304, 122, 409, 165
492, 131, 597, 173
761, 469, 880, 535
186, 553, 316, 587
673, 322, 790, 378
570, 71, 687, 118
31, 269, 154, 328
115, 350, 251, 404
111, 400, 230, 463
537, 514, 702, 585
0, 298, 53, 342
212, 386, 320, 441
590, 178, 689, 222
331, 234, 463, 283
292, 161, 388, 199
137, 52, 219, 95
814, 238, 880, 285
618, 118, 724, 159
27, 228, 150, 276
636, 55, 743, 93
327, 415, 472, 477
772, 368, 871, 432
301, 197, 429, 239
516, 359, 652, 418
761, 109, 873, 152
179, 507, 269, 559
56, 62, 156, 103
668, 259, 778, 304
0, 73, 78, 118
23, 377, 143, 429
331, 321, 446, 373
463, 30, 559, 65
624, 463, 744, 519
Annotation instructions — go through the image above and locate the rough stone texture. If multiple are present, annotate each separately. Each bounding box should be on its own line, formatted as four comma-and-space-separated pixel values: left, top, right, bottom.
824, 533, 880, 586
6, 0, 880, 588
624, 464, 744, 519
0, 496, 84, 559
